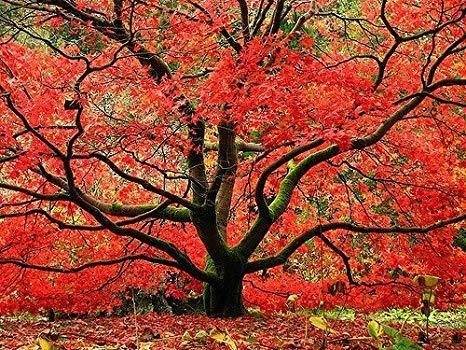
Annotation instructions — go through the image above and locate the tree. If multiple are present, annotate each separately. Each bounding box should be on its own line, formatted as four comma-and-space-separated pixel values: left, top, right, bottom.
0, 0, 464, 317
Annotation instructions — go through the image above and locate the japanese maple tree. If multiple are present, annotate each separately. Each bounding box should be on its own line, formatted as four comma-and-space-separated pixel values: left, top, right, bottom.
0, 0, 465, 317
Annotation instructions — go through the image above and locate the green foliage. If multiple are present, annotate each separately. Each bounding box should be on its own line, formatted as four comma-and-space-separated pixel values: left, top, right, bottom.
44, 24, 106, 54
300, 307, 356, 321
337, 168, 362, 184
391, 337, 422, 350
334, 0, 362, 16
303, 25, 331, 53
308, 195, 332, 219
453, 228, 466, 252
280, 16, 298, 34
373, 308, 466, 329
367, 321, 421, 350
336, 169, 375, 199
0, 3, 106, 54
0, 4, 38, 47
392, 155, 409, 166
168, 61, 181, 72
303, 307, 466, 329
368, 319, 383, 338
371, 199, 399, 224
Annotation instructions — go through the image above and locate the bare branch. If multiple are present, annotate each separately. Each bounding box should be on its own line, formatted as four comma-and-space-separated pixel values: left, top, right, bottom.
0, 254, 181, 273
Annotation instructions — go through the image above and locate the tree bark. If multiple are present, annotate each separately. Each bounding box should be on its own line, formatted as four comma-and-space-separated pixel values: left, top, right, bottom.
203, 254, 246, 317
203, 277, 245, 317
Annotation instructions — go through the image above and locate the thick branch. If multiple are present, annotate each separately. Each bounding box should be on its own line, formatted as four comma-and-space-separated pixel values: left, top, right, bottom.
0, 150, 25, 163
64, 188, 215, 283
186, 122, 230, 264
36, 165, 191, 221
269, 0, 285, 35
237, 141, 336, 257
252, 0, 273, 36
238, 78, 466, 258
210, 123, 238, 239
254, 139, 324, 219
245, 214, 466, 272
38, 0, 171, 80
237, 0, 250, 42
186, 120, 208, 206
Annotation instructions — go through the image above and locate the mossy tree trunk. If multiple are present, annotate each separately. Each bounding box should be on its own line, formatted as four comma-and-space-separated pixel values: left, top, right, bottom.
203, 276, 245, 317
203, 253, 246, 317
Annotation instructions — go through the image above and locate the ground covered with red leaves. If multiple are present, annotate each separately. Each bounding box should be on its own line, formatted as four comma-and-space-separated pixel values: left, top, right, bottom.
0, 312, 464, 350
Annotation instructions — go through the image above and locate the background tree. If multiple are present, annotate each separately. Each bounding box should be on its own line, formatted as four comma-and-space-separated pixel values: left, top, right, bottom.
0, 0, 464, 317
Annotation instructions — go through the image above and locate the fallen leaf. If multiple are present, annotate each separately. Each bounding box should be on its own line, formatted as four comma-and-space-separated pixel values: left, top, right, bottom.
181, 330, 192, 342
308, 316, 337, 334
37, 337, 56, 350
210, 329, 237, 350
194, 329, 208, 341
367, 320, 383, 339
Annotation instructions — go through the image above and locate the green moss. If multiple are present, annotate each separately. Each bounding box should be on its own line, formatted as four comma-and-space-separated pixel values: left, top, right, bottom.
110, 202, 123, 213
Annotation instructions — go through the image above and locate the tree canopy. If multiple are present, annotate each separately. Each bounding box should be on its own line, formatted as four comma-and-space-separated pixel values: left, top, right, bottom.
0, 0, 464, 317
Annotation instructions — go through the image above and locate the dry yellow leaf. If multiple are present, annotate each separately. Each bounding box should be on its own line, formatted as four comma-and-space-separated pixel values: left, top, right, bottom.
210, 330, 237, 350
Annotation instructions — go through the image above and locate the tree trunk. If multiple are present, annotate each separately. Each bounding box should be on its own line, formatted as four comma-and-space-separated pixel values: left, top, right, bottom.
203, 256, 246, 317
203, 276, 245, 317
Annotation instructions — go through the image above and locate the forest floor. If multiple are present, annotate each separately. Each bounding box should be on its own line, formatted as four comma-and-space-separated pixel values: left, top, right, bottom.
1, 308, 465, 350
